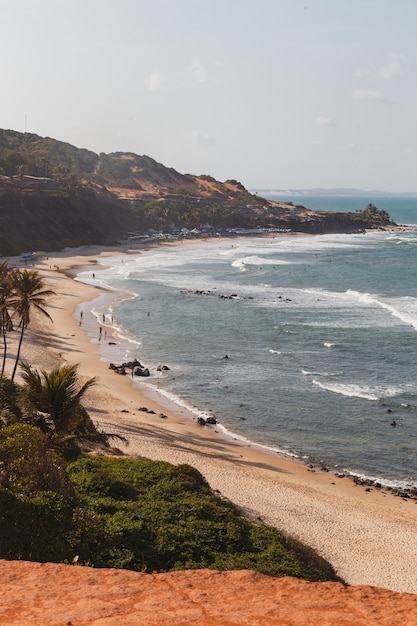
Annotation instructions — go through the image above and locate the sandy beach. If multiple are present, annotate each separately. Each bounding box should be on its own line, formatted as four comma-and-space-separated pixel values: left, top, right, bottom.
8, 243, 417, 594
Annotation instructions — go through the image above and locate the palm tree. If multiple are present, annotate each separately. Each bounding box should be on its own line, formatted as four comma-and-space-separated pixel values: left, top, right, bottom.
0, 360, 125, 457
19, 360, 96, 434
10, 269, 55, 381
0, 262, 14, 375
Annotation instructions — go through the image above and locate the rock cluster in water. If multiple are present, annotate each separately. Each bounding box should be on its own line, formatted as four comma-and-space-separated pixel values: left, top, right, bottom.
109, 359, 170, 378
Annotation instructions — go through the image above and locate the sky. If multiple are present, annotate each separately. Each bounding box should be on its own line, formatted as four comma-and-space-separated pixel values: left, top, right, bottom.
1, 0, 417, 192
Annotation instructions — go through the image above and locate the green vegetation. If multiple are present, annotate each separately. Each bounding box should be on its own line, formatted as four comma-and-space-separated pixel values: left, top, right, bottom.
0, 128, 266, 254
0, 130, 97, 177
0, 263, 343, 582
138, 198, 244, 231
9, 269, 55, 380
0, 363, 109, 459
0, 289, 342, 583
355, 203, 392, 225
0, 263, 55, 379
0, 128, 395, 255
0, 430, 343, 582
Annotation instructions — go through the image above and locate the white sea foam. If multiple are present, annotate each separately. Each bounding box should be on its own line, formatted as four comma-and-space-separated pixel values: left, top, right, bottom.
73, 234, 417, 486
346, 290, 417, 331
232, 259, 248, 271
386, 232, 417, 245
219, 243, 278, 258
75, 273, 122, 292
270, 232, 375, 253
131, 380, 298, 461
139, 381, 214, 421
231, 255, 290, 268
346, 470, 417, 491
214, 422, 299, 458
312, 379, 402, 400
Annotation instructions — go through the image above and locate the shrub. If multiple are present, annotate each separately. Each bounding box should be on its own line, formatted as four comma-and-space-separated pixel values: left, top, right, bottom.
0, 450, 344, 582
67, 456, 343, 582
0, 423, 74, 497
0, 488, 74, 561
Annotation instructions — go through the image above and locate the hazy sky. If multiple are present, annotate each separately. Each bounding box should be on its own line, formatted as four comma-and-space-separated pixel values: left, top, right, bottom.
1, 0, 416, 191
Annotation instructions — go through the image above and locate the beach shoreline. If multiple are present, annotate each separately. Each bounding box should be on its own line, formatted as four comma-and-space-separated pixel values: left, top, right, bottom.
9, 240, 417, 594
61, 262, 415, 495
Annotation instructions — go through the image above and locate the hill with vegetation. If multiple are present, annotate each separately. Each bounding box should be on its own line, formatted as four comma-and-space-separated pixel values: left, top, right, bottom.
0, 129, 395, 255
0, 438, 342, 582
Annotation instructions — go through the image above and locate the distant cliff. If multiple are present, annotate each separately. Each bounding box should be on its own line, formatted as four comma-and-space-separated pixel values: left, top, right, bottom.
0, 129, 395, 255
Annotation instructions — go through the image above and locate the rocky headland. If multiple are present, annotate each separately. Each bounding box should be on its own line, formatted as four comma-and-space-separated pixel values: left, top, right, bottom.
0, 129, 396, 255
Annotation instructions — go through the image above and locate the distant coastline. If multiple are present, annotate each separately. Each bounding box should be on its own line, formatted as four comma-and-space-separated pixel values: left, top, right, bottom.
253, 188, 417, 198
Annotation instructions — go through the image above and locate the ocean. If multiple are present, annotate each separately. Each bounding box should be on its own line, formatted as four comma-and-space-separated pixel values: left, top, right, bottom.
75, 197, 417, 490
260, 194, 417, 227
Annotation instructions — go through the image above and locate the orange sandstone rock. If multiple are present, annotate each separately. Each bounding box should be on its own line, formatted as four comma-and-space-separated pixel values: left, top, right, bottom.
0, 561, 416, 625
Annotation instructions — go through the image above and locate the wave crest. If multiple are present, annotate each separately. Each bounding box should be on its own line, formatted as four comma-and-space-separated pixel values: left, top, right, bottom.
312, 379, 401, 401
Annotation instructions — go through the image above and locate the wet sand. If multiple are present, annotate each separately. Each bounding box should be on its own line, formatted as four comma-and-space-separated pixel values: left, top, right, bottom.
9, 243, 417, 593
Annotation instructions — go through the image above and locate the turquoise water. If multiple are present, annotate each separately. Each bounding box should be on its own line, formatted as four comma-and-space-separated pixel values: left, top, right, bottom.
76, 199, 417, 489
266, 194, 417, 226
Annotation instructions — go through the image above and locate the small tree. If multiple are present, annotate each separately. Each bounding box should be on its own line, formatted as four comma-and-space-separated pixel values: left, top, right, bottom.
19, 361, 96, 435
0, 262, 14, 375
9, 269, 55, 381
0, 362, 114, 459
359, 203, 392, 225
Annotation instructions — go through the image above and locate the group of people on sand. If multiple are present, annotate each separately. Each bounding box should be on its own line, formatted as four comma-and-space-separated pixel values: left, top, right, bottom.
79, 309, 115, 341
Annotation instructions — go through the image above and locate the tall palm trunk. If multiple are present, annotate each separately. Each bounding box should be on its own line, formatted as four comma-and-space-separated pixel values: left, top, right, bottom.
1, 316, 8, 376
11, 325, 25, 382
1, 308, 13, 376
1, 312, 14, 376
0, 261, 13, 376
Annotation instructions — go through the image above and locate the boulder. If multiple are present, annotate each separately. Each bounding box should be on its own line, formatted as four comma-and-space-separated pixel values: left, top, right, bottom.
134, 367, 150, 377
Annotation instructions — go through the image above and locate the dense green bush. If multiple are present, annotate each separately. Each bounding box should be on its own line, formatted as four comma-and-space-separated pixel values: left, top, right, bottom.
0, 449, 343, 582
0, 424, 74, 497
66, 456, 342, 581
0, 487, 74, 561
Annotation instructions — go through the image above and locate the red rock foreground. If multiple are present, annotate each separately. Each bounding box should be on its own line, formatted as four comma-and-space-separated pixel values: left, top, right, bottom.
1, 561, 416, 625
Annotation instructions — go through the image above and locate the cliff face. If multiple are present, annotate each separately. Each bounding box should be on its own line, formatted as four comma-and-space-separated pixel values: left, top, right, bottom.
1, 561, 416, 625
0, 189, 140, 255
281, 209, 381, 234
0, 129, 395, 256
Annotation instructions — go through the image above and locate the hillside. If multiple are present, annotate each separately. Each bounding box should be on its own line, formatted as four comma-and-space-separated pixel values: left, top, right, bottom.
0, 129, 395, 255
